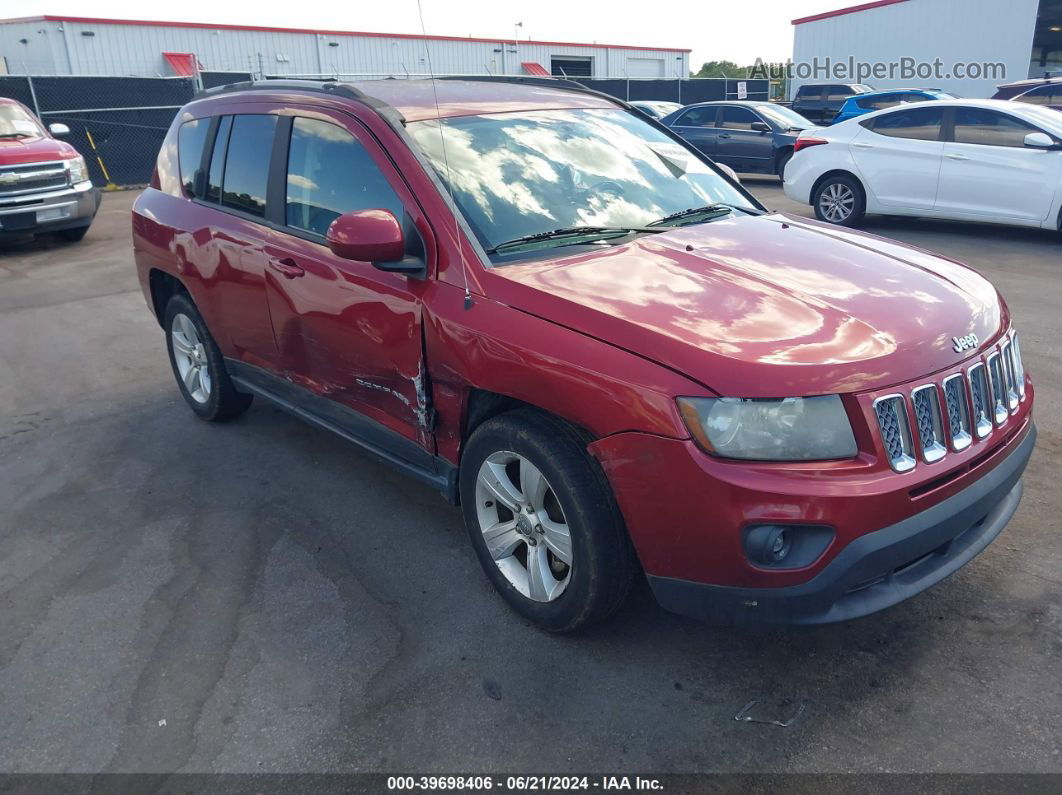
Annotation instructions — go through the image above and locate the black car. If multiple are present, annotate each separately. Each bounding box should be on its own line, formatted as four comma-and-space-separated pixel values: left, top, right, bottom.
790, 83, 874, 125
660, 101, 813, 177
991, 75, 1062, 111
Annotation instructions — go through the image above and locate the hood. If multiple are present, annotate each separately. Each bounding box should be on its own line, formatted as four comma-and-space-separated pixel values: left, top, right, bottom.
0, 134, 79, 166
484, 214, 1005, 397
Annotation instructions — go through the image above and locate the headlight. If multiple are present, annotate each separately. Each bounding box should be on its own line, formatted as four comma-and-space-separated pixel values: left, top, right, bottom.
66, 155, 90, 185
677, 395, 858, 461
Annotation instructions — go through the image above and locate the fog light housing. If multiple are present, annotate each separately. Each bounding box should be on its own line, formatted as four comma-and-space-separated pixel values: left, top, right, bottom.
744, 524, 835, 570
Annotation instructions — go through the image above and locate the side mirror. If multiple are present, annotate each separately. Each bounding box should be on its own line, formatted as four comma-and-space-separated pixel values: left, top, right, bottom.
751, 121, 771, 133
1024, 131, 1057, 149
48, 122, 70, 136
326, 209, 424, 274
717, 163, 741, 184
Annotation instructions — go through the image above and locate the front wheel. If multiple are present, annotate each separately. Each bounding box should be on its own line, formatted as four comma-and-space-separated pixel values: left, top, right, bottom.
812, 174, 866, 227
460, 410, 636, 633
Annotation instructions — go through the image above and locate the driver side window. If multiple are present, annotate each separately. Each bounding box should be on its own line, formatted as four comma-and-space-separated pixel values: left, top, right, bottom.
285, 117, 404, 236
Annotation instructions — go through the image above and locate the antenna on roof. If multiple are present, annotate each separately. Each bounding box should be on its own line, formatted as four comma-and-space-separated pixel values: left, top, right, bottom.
416, 0, 474, 310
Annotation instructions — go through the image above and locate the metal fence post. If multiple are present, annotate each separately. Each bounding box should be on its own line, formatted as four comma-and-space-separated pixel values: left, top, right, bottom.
26, 73, 41, 118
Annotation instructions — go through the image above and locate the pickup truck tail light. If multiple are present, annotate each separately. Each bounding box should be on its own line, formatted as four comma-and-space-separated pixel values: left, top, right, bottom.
794, 137, 829, 153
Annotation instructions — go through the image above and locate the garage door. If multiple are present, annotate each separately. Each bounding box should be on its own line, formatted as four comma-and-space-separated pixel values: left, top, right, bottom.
626, 57, 665, 78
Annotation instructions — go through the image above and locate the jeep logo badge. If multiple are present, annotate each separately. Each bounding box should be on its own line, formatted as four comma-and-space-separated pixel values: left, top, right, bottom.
952, 333, 979, 353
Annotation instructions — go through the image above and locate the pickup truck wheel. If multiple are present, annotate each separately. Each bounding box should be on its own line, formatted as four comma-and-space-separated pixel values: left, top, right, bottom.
57, 225, 89, 242
460, 410, 635, 633
813, 175, 865, 226
164, 294, 252, 422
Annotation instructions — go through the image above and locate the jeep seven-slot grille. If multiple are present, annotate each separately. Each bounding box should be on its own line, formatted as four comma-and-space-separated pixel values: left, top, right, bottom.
873, 332, 1026, 472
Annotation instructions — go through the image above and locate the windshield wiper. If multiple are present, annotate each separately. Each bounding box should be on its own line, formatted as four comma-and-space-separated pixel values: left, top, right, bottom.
648, 203, 762, 227
485, 225, 664, 255
0, 132, 32, 139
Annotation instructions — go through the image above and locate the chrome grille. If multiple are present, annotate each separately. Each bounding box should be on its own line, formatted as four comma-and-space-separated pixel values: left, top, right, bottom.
1010, 332, 1026, 400
0, 161, 70, 199
873, 395, 915, 472
942, 374, 972, 451
986, 353, 1008, 426
1001, 342, 1019, 412
911, 385, 946, 463
872, 332, 1027, 473
968, 363, 993, 439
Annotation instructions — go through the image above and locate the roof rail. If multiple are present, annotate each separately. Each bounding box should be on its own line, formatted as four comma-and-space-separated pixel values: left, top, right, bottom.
191, 78, 405, 122
434, 73, 635, 110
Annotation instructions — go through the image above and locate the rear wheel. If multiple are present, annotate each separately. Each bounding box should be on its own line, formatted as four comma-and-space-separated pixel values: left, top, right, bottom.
460, 410, 636, 633
164, 293, 252, 422
776, 149, 793, 178
813, 174, 866, 227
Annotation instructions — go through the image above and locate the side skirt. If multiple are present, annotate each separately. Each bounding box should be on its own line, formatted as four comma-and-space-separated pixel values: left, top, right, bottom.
227, 359, 459, 504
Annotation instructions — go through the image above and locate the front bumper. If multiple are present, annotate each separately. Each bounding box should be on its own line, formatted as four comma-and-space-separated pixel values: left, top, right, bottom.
0, 182, 101, 238
647, 423, 1035, 625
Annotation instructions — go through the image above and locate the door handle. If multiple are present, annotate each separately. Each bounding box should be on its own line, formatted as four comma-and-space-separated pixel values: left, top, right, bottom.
719, 133, 731, 139
946, 153, 970, 161
852, 142, 874, 149
268, 257, 305, 279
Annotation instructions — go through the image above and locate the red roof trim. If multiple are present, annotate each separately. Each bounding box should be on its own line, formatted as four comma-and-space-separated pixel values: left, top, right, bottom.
2, 15, 691, 53
521, 62, 550, 77
792, 0, 910, 25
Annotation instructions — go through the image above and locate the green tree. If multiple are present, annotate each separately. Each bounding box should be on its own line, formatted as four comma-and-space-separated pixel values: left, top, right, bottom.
691, 60, 751, 78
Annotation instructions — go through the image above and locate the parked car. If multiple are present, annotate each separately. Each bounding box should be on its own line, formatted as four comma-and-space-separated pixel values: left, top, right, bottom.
630, 100, 683, 120
784, 99, 1062, 231
661, 100, 814, 176
0, 97, 100, 242
791, 83, 874, 125
991, 75, 1062, 112
832, 88, 956, 124
134, 79, 1034, 632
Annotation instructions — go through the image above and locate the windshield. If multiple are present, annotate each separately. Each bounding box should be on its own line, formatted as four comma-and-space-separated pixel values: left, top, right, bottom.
0, 104, 44, 137
755, 104, 812, 129
408, 108, 757, 259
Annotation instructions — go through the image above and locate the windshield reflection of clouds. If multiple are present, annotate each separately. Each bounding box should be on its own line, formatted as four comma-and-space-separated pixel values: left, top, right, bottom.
409, 109, 750, 252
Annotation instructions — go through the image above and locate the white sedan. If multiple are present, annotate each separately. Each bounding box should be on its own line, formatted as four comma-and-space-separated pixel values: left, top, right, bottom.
783, 99, 1062, 231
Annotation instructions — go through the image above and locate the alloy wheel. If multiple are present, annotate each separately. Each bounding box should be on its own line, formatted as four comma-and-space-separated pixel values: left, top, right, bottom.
475, 451, 573, 602
819, 182, 855, 223
170, 313, 212, 404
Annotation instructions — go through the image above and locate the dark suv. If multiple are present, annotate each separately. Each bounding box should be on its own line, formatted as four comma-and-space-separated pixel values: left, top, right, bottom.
133, 79, 1034, 632
791, 83, 874, 125
992, 76, 1062, 111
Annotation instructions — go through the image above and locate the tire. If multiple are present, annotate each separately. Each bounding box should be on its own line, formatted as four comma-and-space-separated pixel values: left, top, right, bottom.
164, 293, 252, 422
776, 149, 793, 179
459, 409, 636, 633
812, 173, 866, 227
58, 225, 89, 242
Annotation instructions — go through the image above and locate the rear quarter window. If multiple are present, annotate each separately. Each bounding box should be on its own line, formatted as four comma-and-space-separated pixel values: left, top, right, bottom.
177, 118, 210, 197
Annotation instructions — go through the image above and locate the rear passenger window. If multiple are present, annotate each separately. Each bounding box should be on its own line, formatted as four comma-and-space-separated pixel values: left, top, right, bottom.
952, 108, 1037, 148
221, 114, 277, 217
177, 118, 210, 197
867, 106, 943, 141
673, 107, 717, 127
285, 117, 404, 237
206, 115, 232, 203
720, 107, 759, 130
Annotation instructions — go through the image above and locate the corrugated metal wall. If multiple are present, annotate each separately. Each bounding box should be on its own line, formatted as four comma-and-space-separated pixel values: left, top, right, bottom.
791, 0, 1040, 98
0, 19, 689, 80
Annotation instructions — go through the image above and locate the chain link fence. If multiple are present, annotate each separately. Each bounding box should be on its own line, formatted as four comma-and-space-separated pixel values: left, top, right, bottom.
0, 72, 768, 187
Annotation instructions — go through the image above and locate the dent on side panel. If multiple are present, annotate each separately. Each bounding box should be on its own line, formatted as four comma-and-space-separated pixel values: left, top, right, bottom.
422, 283, 697, 466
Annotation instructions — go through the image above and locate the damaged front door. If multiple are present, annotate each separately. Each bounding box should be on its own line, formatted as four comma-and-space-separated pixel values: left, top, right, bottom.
262, 112, 434, 451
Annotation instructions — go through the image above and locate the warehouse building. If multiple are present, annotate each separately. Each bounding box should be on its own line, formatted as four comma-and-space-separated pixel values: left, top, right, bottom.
791, 0, 1062, 98
0, 15, 690, 80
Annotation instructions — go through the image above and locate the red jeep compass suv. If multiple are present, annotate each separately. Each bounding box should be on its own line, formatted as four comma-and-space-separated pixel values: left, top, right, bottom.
132, 79, 1035, 632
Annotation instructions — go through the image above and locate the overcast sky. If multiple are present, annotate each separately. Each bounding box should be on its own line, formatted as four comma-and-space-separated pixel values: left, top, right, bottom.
12, 0, 860, 68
